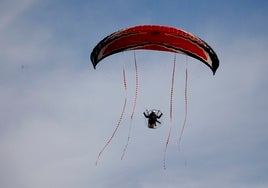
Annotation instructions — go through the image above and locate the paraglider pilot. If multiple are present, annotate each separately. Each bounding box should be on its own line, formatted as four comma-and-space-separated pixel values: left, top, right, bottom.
143, 110, 163, 129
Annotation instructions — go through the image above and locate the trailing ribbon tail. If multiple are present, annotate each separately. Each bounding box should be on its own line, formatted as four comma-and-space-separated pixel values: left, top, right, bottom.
121, 51, 139, 160
96, 65, 128, 165
179, 56, 188, 146
163, 54, 176, 169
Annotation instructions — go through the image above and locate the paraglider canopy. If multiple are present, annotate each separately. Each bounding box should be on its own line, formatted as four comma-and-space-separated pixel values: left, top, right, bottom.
91, 25, 220, 169
90, 25, 219, 74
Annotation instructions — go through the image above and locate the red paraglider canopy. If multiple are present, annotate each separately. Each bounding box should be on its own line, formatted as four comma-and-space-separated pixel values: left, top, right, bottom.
90, 25, 219, 74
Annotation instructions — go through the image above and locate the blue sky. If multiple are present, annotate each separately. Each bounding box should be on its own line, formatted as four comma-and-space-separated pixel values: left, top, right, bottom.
1, 0, 268, 187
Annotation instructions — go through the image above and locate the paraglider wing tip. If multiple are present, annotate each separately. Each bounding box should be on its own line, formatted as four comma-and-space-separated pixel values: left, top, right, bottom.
90, 61, 97, 69
91, 59, 97, 69
212, 68, 217, 75
212, 60, 219, 75
90, 50, 97, 69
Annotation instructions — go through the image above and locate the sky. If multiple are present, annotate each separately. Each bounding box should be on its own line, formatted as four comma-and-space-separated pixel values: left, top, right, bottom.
1, 0, 268, 187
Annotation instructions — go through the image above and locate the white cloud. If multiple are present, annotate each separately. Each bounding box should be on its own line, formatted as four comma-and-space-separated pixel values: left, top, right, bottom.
1, 1, 268, 188
0, 0, 36, 31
